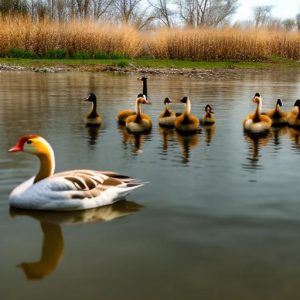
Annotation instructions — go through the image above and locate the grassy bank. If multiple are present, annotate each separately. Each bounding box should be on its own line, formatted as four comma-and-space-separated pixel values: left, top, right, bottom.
0, 17, 300, 62
0, 57, 299, 70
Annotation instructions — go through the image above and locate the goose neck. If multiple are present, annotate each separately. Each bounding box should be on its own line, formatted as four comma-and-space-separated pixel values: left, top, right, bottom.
34, 147, 55, 183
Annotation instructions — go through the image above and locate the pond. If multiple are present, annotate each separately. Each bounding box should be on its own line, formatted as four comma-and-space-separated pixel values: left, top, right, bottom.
1, 70, 300, 300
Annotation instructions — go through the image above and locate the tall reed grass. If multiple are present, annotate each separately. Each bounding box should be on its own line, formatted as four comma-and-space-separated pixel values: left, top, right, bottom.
147, 28, 300, 61
0, 17, 299, 61
0, 17, 142, 58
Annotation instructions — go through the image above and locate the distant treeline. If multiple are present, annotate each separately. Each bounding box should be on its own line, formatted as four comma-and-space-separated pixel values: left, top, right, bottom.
0, 17, 299, 61
0, 1, 300, 32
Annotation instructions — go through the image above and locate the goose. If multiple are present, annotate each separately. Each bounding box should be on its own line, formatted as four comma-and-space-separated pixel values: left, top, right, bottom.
200, 104, 215, 125
175, 96, 199, 133
243, 93, 272, 134
84, 93, 101, 127
125, 96, 152, 133
266, 99, 287, 126
287, 99, 300, 128
8, 135, 144, 211
116, 76, 148, 125
159, 97, 176, 127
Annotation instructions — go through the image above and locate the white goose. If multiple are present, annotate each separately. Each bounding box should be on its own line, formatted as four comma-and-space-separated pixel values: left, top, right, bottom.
8, 135, 144, 211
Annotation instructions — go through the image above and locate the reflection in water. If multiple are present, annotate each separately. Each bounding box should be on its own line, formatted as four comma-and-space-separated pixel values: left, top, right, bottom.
10, 201, 142, 280
288, 127, 300, 150
270, 127, 287, 148
243, 132, 271, 170
17, 222, 63, 280
202, 125, 216, 146
159, 127, 175, 152
176, 132, 200, 164
86, 126, 100, 146
118, 125, 150, 155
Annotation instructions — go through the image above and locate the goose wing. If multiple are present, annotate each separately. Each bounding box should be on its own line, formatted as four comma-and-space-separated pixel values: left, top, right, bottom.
51, 170, 141, 198
9, 170, 144, 210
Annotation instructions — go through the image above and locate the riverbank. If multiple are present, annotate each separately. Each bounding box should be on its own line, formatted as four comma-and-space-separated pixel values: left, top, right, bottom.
0, 58, 299, 78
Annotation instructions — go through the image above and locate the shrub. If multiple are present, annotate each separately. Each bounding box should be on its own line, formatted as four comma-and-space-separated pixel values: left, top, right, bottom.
45, 49, 69, 59
7, 48, 39, 59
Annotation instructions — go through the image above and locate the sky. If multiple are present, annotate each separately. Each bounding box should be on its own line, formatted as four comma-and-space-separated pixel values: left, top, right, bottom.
233, 0, 300, 22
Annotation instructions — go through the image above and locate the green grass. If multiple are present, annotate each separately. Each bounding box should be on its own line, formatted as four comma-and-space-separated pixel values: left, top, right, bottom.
0, 56, 299, 70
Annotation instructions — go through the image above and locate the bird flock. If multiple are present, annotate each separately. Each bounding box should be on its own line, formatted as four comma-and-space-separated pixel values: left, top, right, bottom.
7, 76, 300, 211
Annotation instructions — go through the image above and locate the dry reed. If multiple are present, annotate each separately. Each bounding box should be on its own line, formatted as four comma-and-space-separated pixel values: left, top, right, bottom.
0, 17, 143, 57
0, 17, 299, 60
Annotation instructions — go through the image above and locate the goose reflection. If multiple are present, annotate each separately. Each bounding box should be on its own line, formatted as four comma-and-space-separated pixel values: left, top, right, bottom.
10, 200, 142, 280
288, 127, 300, 150
202, 125, 216, 146
243, 132, 271, 169
176, 131, 200, 164
86, 126, 100, 146
159, 127, 175, 152
270, 127, 287, 148
118, 125, 150, 155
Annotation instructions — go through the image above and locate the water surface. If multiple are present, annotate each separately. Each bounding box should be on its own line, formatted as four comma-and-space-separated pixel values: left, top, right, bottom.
1, 70, 300, 300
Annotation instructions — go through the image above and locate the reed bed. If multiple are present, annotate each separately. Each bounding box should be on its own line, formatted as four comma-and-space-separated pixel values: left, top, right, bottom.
0, 17, 299, 61
147, 28, 300, 61
0, 17, 143, 58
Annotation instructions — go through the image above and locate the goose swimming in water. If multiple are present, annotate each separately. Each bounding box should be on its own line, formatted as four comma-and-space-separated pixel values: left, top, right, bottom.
116, 77, 148, 125
125, 95, 152, 133
8, 135, 144, 211
243, 93, 272, 134
200, 104, 215, 125
175, 96, 199, 134
83, 93, 101, 127
287, 99, 300, 128
159, 97, 176, 127
266, 98, 287, 126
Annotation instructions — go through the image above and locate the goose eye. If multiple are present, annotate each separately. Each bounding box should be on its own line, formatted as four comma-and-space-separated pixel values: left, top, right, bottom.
27, 140, 32, 144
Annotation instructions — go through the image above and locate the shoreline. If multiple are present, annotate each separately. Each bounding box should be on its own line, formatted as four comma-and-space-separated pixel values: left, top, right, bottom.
1, 59, 300, 79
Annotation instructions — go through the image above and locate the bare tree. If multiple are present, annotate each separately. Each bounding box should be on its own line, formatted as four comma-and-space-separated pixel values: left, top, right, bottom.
204, 0, 237, 27
147, 0, 174, 27
112, 0, 153, 28
282, 18, 295, 31
253, 5, 273, 28
113, 0, 142, 23
91, 0, 113, 19
177, 0, 237, 28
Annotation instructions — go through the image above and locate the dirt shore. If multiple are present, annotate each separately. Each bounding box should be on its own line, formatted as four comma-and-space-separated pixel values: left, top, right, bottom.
0, 63, 299, 80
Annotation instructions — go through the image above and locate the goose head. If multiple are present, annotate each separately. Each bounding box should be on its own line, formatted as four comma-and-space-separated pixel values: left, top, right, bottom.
276, 99, 283, 107
205, 104, 213, 113
8, 135, 52, 156
252, 92, 262, 104
180, 96, 189, 104
84, 93, 97, 104
136, 94, 150, 105
164, 97, 172, 105
294, 99, 300, 107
